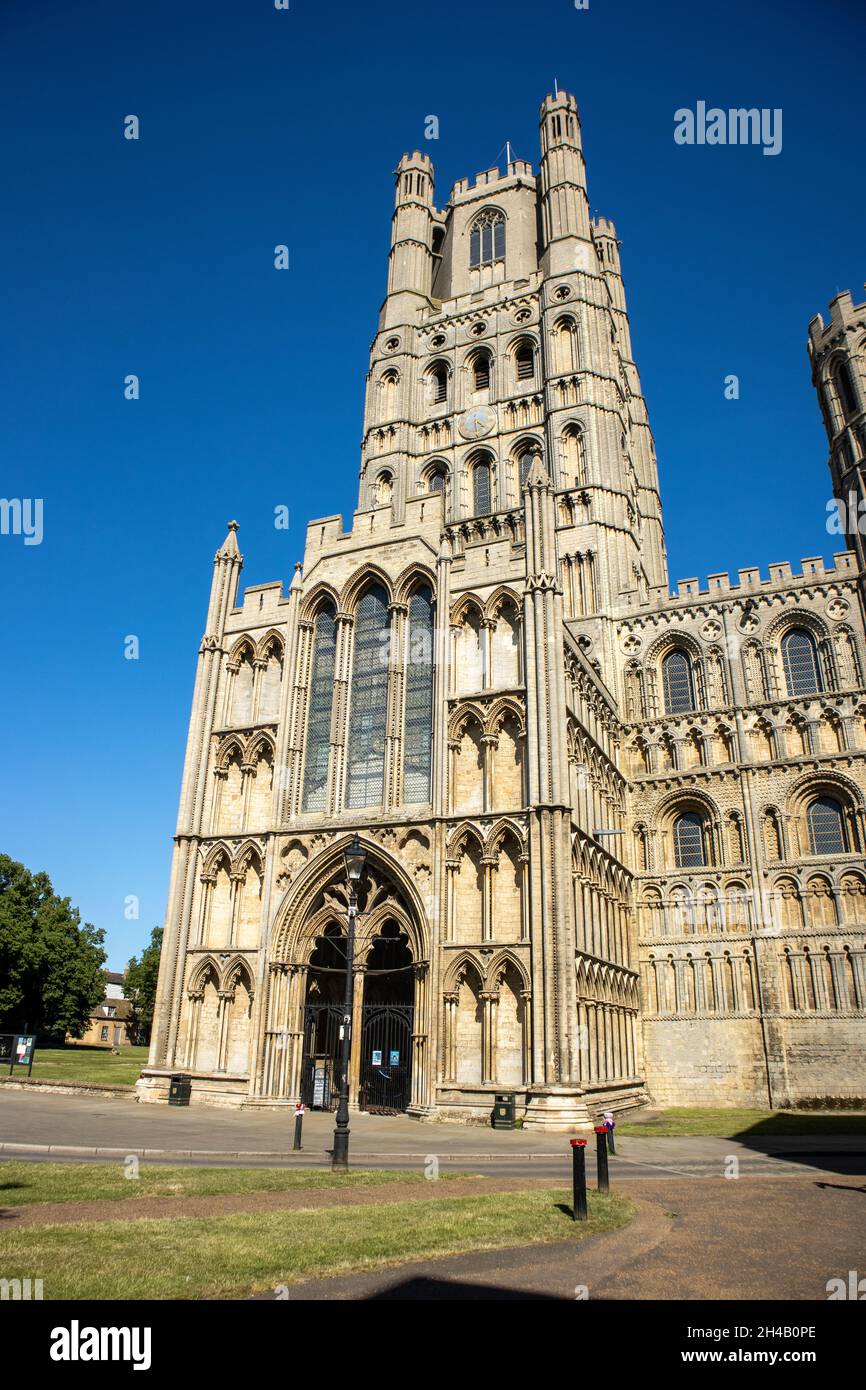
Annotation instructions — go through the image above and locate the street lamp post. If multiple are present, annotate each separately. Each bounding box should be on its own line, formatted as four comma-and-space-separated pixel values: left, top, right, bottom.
331, 834, 367, 1170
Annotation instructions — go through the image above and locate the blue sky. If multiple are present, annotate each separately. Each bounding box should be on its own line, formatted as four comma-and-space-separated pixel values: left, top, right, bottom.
2, 0, 863, 967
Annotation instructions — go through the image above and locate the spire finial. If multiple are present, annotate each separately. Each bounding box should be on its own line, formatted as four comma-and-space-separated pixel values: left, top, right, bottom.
217, 519, 241, 561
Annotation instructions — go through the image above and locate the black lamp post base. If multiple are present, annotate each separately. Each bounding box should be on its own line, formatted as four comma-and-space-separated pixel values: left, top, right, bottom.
332, 1128, 350, 1169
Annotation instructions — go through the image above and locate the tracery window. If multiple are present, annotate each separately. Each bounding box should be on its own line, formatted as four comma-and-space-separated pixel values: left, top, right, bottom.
662, 649, 695, 714
782, 628, 822, 696
807, 796, 847, 855
469, 210, 505, 268
403, 586, 434, 803
346, 585, 390, 808
302, 605, 337, 811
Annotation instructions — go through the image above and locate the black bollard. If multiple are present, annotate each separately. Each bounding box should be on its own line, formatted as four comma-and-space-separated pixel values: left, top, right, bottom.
603, 1111, 616, 1154
594, 1126, 610, 1193
293, 1103, 304, 1152
570, 1139, 588, 1221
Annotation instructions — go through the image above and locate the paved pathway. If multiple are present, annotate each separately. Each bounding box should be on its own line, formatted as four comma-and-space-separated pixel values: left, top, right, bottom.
1, 1090, 864, 1181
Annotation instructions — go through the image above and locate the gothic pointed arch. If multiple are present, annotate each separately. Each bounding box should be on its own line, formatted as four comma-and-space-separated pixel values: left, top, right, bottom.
255, 629, 285, 663
298, 581, 340, 625
271, 835, 429, 967
394, 561, 437, 607
339, 564, 395, 614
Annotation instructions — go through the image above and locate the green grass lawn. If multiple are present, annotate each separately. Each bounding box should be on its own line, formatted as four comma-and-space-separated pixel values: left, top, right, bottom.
0, 1188, 632, 1299
617, 1107, 866, 1137
21, 1044, 149, 1087
0, 1161, 467, 1207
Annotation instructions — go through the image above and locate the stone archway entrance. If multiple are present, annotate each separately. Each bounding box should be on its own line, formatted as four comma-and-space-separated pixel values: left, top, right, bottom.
358, 923, 414, 1114
260, 839, 430, 1112
299, 920, 416, 1114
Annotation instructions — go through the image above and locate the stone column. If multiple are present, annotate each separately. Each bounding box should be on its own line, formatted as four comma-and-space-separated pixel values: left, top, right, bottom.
481, 856, 497, 941
443, 991, 459, 1082
481, 990, 499, 1085
329, 612, 355, 813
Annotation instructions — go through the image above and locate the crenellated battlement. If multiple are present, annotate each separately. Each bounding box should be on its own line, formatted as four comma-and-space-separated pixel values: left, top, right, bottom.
639, 552, 858, 609
449, 159, 535, 204
808, 289, 866, 352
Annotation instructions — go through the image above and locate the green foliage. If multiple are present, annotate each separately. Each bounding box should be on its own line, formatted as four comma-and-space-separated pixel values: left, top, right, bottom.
0, 854, 106, 1041
124, 926, 163, 1044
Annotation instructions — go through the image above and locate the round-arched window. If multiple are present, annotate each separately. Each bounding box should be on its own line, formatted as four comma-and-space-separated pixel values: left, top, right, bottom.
807, 796, 847, 855
781, 628, 822, 696
673, 811, 708, 868
662, 649, 695, 714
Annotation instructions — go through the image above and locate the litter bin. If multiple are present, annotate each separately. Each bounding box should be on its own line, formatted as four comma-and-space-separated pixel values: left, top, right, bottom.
492, 1092, 515, 1129
168, 1074, 191, 1106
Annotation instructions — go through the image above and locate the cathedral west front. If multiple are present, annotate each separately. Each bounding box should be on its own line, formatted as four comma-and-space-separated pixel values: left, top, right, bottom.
138, 90, 866, 1127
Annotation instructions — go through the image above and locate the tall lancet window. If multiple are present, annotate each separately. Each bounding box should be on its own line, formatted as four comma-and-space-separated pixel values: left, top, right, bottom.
403, 586, 434, 803
473, 459, 492, 516
347, 584, 390, 808
302, 605, 337, 811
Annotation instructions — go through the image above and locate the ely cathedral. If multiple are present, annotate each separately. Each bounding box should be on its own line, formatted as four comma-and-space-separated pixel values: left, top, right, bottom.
139, 91, 866, 1125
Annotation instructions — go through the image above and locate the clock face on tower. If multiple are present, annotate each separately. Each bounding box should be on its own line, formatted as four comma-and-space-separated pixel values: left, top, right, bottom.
458, 405, 496, 440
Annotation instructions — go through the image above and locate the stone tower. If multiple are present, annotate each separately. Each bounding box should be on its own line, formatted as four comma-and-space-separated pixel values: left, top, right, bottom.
139, 94, 866, 1120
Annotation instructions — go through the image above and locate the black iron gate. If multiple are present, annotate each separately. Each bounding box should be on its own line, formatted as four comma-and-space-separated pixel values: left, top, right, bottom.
300, 1003, 343, 1111
359, 1004, 414, 1114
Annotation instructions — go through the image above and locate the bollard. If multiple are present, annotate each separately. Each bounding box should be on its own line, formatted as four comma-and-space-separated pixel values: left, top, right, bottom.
293, 1102, 305, 1151
594, 1126, 610, 1193
570, 1139, 588, 1221
603, 1109, 616, 1155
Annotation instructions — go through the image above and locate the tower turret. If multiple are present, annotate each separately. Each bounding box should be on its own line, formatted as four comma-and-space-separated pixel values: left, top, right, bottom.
538, 91, 592, 276
808, 290, 866, 577
383, 151, 435, 327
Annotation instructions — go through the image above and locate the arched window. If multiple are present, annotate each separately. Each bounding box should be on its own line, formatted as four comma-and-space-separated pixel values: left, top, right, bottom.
515, 342, 535, 381
833, 360, 858, 421
807, 796, 847, 855
427, 466, 446, 494
473, 459, 492, 515
376, 471, 393, 506
469, 209, 505, 268
403, 586, 434, 803
429, 361, 448, 405
662, 649, 695, 714
560, 424, 587, 485
782, 628, 823, 696
472, 353, 491, 392
346, 585, 391, 809
519, 451, 534, 487
674, 812, 708, 868
301, 605, 337, 811
553, 317, 579, 373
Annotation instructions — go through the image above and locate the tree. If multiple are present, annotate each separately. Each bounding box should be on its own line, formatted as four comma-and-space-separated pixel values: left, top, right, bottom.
0, 855, 106, 1041
124, 926, 163, 1045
